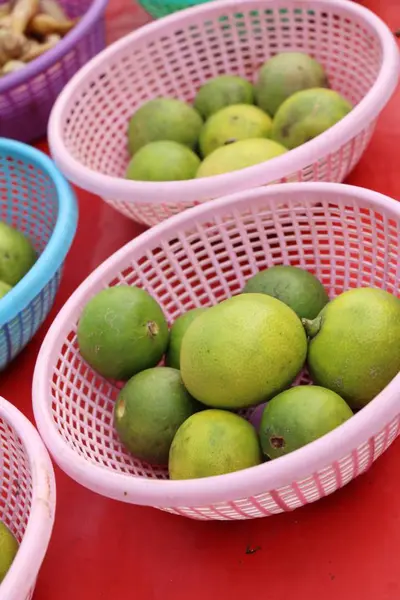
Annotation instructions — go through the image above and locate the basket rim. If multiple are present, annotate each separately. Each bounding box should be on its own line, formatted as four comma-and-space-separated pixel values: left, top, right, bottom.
32, 182, 400, 508
0, 139, 78, 328
0, 0, 109, 94
48, 0, 400, 205
0, 396, 56, 600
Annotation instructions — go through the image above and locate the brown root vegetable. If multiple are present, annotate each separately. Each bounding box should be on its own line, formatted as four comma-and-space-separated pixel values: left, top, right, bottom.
0, 15, 12, 29
0, 29, 29, 59
44, 32, 60, 44
0, 48, 8, 67
10, 0, 39, 35
39, 0, 68, 23
2, 58, 25, 74
28, 12, 76, 37
0, 3, 11, 19
21, 35, 57, 61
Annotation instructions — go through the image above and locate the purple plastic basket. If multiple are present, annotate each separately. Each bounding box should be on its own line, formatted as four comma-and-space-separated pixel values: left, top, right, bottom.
0, 0, 108, 144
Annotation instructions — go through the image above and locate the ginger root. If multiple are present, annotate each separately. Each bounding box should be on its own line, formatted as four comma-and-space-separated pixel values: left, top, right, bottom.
0, 0, 80, 77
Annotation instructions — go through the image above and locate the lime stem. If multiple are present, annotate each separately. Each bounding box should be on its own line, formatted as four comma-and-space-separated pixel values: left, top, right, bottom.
302, 315, 322, 339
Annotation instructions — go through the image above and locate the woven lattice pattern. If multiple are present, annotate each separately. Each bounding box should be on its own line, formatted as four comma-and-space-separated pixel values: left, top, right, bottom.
37, 186, 400, 519
0, 397, 56, 599
0, 417, 32, 544
0, 151, 60, 369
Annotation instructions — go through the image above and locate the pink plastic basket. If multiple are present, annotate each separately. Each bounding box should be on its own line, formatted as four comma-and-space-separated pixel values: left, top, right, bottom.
32, 182, 400, 521
0, 0, 108, 144
0, 397, 55, 599
48, 0, 399, 227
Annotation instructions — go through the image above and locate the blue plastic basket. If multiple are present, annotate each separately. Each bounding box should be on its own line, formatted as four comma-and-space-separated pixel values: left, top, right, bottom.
137, 0, 212, 18
0, 139, 78, 370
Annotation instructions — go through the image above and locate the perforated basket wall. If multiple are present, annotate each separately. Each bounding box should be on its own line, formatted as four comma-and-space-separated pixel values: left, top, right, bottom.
0, 0, 107, 143
49, 0, 399, 227
0, 417, 34, 598
33, 183, 400, 521
0, 140, 77, 370
0, 398, 55, 600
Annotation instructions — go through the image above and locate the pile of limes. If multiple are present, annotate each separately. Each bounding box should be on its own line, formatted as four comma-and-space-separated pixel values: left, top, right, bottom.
125, 52, 352, 182
77, 264, 400, 480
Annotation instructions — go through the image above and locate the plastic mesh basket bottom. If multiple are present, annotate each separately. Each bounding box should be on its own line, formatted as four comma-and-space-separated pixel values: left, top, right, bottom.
0, 151, 60, 370
0, 417, 33, 592
0, 0, 106, 143
36, 185, 400, 520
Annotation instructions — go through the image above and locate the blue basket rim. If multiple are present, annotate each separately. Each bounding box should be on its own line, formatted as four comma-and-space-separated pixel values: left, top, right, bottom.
0, 139, 78, 328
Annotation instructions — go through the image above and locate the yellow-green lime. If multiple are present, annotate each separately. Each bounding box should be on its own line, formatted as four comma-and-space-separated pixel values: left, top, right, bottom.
77, 286, 169, 381
169, 409, 262, 479
304, 287, 400, 409
196, 138, 287, 178
0, 281, 12, 299
128, 98, 203, 155
194, 75, 254, 119
260, 385, 353, 459
126, 141, 200, 182
180, 293, 307, 409
242, 265, 329, 320
199, 104, 273, 157
271, 88, 352, 150
256, 52, 329, 116
165, 308, 207, 369
114, 367, 202, 465
0, 521, 18, 583
0, 221, 36, 286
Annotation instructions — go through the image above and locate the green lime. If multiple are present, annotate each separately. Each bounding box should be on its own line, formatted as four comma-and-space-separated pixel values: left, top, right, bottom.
0, 221, 36, 286
304, 287, 400, 409
242, 265, 329, 319
0, 521, 18, 583
77, 286, 169, 381
114, 367, 202, 465
169, 409, 262, 479
260, 385, 353, 459
199, 104, 273, 157
126, 141, 200, 182
194, 75, 254, 120
180, 293, 307, 409
128, 98, 203, 155
271, 88, 352, 150
256, 52, 329, 116
165, 308, 207, 370
196, 138, 287, 178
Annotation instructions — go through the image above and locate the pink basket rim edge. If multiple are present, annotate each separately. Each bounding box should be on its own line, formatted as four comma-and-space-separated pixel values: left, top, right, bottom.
0, 0, 109, 94
0, 397, 56, 600
32, 181, 400, 509
48, 0, 400, 205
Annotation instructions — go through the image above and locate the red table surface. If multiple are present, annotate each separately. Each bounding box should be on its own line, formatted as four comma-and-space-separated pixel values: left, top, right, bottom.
2, 1, 400, 598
